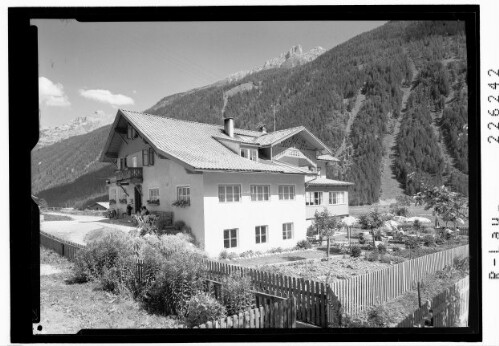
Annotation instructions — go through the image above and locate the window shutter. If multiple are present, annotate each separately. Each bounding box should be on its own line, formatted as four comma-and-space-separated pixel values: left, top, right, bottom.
149, 148, 154, 165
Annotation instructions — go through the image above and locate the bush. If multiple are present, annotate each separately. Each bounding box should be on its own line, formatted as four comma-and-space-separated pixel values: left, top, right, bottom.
367, 305, 391, 327
182, 292, 226, 328
240, 250, 254, 258
219, 249, 229, 260
421, 227, 435, 234
389, 203, 409, 217
351, 245, 362, 258
143, 251, 208, 315
173, 220, 186, 231
380, 254, 405, 264
423, 235, 436, 247
72, 230, 139, 294
391, 246, 401, 253
270, 247, 283, 254
365, 250, 379, 262
405, 237, 420, 250
219, 273, 255, 315
377, 243, 387, 254
227, 252, 239, 260
296, 239, 312, 249
358, 233, 366, 245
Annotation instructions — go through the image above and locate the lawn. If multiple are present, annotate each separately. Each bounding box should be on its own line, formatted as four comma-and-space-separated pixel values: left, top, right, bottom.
231, 249, 329, 267
39, 247, 180, 333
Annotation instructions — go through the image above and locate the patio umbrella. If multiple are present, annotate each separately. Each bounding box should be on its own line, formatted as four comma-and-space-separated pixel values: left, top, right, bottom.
406, 217, 432, 224
342, 216, 359, 226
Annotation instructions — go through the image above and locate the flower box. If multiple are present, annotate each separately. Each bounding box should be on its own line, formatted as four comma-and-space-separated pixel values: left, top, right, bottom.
119, 198, 128, 204
172, 199, 190, 208
109, 199, 116, 205
147, 199, 160, 206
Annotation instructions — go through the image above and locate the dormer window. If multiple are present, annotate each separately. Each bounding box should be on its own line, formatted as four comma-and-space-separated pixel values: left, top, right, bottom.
240, 148, 258, 161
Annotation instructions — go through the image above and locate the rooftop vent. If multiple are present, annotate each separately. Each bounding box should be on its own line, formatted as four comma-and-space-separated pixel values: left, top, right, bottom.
259, 124, 267, 134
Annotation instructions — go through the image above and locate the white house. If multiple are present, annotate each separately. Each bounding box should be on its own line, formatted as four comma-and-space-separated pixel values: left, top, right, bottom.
100, 109, 353, 257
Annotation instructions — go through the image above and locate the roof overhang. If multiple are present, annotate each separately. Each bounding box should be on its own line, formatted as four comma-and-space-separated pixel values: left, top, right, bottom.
262, 127, 334, 155
100, 110, 198, 172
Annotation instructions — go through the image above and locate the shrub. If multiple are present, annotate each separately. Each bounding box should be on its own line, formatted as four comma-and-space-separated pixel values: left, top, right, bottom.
358, 233, 366, 245
270, 247, 283, 253
240, 250, 254, 258
219, 273, 255, 315
380, 254, 405, 264
143, 251, 208, 315
389, 204, 410, 217
296, 239, 312, 249
219, 249, 229, 260
72, 230, 138, 293
367, 305, 391, 327
182, 292, 227, 328
365, 250, 379, 262
351, 245, 362, 258
306, 225, 317, 238
422, 227, 435, 234
391, 246, 401, 253
377, 243, 387, 254
405, 237, 420, 250
423, 235, 436, 247
435, 237, 445, 245
173, 220, 186, 231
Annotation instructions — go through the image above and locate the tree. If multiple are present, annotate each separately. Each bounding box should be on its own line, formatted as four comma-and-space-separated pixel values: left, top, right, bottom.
358, 209, 386, 249
313, 208, 341, 259
413, 219, 422, 238
414, 184, 468, 231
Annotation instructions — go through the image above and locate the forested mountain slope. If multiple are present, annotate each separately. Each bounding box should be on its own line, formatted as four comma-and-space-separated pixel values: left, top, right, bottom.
33, 20, 468, 207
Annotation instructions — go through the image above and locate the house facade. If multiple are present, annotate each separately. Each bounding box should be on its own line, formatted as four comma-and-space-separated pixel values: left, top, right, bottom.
101, 109, 353, 257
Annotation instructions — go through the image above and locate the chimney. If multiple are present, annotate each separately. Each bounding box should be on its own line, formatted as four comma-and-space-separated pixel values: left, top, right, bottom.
259, 124, 267, 134
224, 117, 234, 137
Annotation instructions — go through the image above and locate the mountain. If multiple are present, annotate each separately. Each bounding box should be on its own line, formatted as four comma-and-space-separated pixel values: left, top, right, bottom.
37, 115, 113, 148
33, 21, 468, 207
222, 45, 326, 84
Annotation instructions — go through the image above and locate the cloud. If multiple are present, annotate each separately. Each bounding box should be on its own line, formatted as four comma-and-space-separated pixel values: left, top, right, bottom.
79, 88, 134, 107
39, 77, 71, 107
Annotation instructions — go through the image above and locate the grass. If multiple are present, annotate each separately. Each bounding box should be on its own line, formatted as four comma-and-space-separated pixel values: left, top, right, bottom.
43, 214, 74, 222
232, 249, 329, 267
39, 247, 180, 333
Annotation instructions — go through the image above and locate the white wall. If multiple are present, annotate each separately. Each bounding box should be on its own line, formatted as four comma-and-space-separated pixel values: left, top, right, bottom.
140, 157, 205, 247
202, 172, 307, 257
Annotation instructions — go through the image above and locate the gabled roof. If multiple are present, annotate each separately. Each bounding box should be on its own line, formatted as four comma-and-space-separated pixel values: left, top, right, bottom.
101, 110, 308, 174
317, 154, 340, 162
305, 177, 354, 187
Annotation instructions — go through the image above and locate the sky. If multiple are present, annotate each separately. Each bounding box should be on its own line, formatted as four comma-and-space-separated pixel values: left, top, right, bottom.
33, 20, 386, 128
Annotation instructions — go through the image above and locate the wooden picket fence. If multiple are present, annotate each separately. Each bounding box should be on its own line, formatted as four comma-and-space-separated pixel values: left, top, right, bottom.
202, 259, 331, 327
396, 276, 469, 327
329, 245, 469, 316
193, 296, 297, 329
40, 230, 85, 261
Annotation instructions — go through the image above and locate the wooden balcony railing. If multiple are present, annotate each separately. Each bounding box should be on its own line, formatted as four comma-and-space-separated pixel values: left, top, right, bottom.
108, 167, 143, 184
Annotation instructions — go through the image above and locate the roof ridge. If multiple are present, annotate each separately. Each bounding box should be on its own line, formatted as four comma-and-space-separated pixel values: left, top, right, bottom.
120, 109, 302, 136
120, 109, 263, 135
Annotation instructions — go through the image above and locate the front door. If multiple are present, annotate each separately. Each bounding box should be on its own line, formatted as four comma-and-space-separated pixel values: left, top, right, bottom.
134, 185, 142, 213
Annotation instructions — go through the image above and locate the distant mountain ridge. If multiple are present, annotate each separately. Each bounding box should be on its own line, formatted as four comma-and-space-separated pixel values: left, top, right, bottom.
223, 45, 326, 84
38, 115, 113, 148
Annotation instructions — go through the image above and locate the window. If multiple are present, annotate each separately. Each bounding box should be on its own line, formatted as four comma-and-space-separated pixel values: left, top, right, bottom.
282, 223, 293, 240
329, 191, 345, 205
132, 156, 138, 168
117, 157, 127, 170
149, 188, 160, 201
306, 191, 323, 206
240, 148, 258, 161
218, 185, 241, 203
127, 124, 137, 139
224, 228, 238, 248
250, 185, 270, 201
278, 185, 295, 200
255, 225, 268, 244
317, 167, 322, 176
177, 186, 190, 205
142, 149, 149, 166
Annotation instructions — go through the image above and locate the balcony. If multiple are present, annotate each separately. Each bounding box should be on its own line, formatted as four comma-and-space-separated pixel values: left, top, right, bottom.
108, 167, 143, 184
